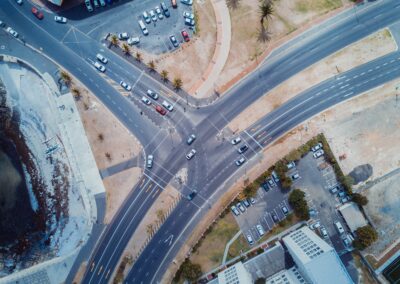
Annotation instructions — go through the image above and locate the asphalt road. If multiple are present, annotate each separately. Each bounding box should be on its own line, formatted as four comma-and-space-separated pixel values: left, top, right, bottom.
2, 0, 400, 283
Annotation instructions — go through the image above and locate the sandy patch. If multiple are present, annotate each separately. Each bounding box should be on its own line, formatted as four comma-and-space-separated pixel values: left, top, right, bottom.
228, 28, 397, 132
103, 167, 142, 224
72, 261, 87, 284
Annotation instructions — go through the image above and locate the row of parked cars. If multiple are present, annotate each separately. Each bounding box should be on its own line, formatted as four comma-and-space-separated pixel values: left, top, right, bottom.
231, 198, 255, 216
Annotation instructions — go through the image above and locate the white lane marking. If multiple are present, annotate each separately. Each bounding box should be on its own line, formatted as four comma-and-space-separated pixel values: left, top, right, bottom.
343, 92, 354, 98
340, 84, 350, 89
244, 130, 264, 149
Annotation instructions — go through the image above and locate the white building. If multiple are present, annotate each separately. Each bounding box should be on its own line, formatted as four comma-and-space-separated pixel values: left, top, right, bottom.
283, 227, 353, 284
217, 262, 253, 284
265, 267, 306, 284
338, 202, 368, 233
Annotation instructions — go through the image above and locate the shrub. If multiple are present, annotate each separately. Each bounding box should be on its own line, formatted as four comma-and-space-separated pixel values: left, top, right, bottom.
352, 193, 368, 206
353, 225, 378, 250
288, 189, 310, 220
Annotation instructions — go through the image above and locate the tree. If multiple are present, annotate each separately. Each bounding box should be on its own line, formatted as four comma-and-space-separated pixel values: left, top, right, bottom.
122, 43, 130, 55
173, 77, 183, 90
288, 189, 310, 220
180, 259, 202, 282
226, 0, 240, 10
110, 34, 119, 47
105, 152, 112, 161
243, 183, 258, 198
286, 149, 302, 162
146, 224, 154, 235
353, 225, 378, 250
352, 193, 368, 206
147, 60, 156, 72
259, 0, 274, 25
257, 24, 271, 43
156, 209, 165, 222
60, 70, 72, 86
71, 87, 81, 100
135, 51, 142, 62
98, 133, 104, 142
160, 69, 169, 82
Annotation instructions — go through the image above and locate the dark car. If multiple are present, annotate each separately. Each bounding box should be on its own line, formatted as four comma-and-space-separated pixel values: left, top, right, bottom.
238, 144, 248, 154
242, 199, 250, 207
187, 190, 197, 200
271, 212, 279, 223
170, 35, 179, 47
31, 7, 44, 20
156, 105, 167, 116
262, 182, 269, 192
161, 2, 170, 17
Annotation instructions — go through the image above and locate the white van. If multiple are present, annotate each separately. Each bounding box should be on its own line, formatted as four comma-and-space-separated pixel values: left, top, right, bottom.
334, 221, 345, 234
138, 20, 149, 36
162, 100, 174, 111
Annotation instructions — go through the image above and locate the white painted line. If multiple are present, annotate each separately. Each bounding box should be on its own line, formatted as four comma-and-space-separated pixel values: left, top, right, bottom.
244, 130, 264, 149
339, 84, 350, 89
343, 92, 354, 98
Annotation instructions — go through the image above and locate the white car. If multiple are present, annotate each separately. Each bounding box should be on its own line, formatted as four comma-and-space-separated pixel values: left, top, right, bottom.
181, 0, 193, 5
187, 134, 196, 145
99, 0, 105, 6
6, 27, 18, 38
141, 96, 151, 105
311, 142, 323, 152
246, 234, 254, 245
147, 89, 159, 100
96, 53, 108, 64
149, 10, 157, 22
118, 32, 129, 40
313, 149, 324, 159
54, 16, 67, 23
231, 137, 241, 145
146, 155, 154, 168
183, 11, 194, 19
291, 173, 300, 180
320, 226, 328, 238
142, 11, 151, 24
16, 0, 23, 5
162, 100, 174, 111
185, 18, 195, 26
127, 37, 140, 45
155, 6, 163, 19
120, 81, 132, 91
287, 161, 295, 170
186, 149, 196, 160
235, 157, 246, 166
256, 224, 265, 236
231, 206, 240, 216
93, 62, 106, 72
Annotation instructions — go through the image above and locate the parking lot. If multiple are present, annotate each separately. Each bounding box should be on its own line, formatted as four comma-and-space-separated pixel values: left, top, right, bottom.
74, 0, 194, 54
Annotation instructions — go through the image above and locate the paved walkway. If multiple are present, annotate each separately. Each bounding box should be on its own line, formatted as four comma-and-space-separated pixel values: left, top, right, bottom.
222, 230, 242, 264
189, 0, 231, 98
99, 155, 141, 179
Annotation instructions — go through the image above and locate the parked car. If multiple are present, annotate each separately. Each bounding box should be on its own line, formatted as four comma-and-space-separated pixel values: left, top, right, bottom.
183, 11, 194, 19
93, 62, 106, 72
169, 35, 179, 47
171, 0, 177, 8
272, 171, 280, 183
146, 155, 154, 168
156, 105, 167, 115
235, 157, 246, 167
320, 226, 328, 238
313, 149, 324, 159
231, 137, 241, 145
267, 178, 275, 187
99, 0, 106, 7
286, 161, 296, 170
147, 89, 159, 100
181, 30, 190, 42
162, 100, 174, 111
16, 0, 23, 5
181, 0, 193, 5
187, 190, 197, 200
185, 18, 195, 26
334, 221, 345, 234
309, 208, 317, 217
256, 224, 265, 236
96, 53, 108, 64
231, 206, 240, 216
0, 21, 5, 28
242, 199, 250, 207
187, 134, 196, 145
143, 11, 151, 24
120, 81, 132, 91
186, 149, 196, 160
149, 9, 157, 22
329, 186, 339, 194
6, 27, 18, 38
155, 6, 163, 19
93, 0, 99, 8
271, 212, 279, 223
54, 16, 67, 23
249, 197, 255, 205
341, 196, 350, 204
262, 182, 269, 192
237, 202, 245, 213
338, 191, 346, 198
161, 2, 170, 17
118, 32, 129, 40
141, 96, 151, 105
309, 221, 321, 230
31, 7, 44, 20
311, 142, 323, 152
127, 37, 140, 45
238, 145, 248, 154
138, 20, 149, 36
246, 234, 254, 245
281, 206, 289, 215
291, 173, 300, 180
85, 0, 93, 12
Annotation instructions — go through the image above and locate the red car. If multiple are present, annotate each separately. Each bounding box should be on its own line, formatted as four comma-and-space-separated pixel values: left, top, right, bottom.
31, 7, 44, 20
156, 105, 167, 116
181, 30, 190, 42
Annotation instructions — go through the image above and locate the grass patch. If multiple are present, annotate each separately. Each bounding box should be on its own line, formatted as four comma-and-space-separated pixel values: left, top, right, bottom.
353, 253, 379, 284
227, 234, 250, 261
295, 0, 342, 14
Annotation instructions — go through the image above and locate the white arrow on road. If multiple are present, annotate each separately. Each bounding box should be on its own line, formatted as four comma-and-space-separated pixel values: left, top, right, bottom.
164, 235, 174, 246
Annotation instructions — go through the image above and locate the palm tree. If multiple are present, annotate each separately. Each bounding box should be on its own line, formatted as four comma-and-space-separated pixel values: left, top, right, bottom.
147, 60, 156, 72
60, 70, 72, 86
173, 77, 183, 90
226, 0, 240, 10
257, 24, 271, 43
71, 87, 81, 100
122, 43, 130, 55
135, 51, 142, 62
259, 0, 274, 26
110, 34, 119, 47
160, 70, 169, 82
105, 152, 112, 161
156, 210, 165, 222
146, 224, 154, 235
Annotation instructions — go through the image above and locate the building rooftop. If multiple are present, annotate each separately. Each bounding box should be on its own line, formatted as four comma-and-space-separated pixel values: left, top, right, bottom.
338, 202, 368, 233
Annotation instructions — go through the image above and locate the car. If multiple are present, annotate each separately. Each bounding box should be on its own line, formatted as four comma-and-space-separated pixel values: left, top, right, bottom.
238, 145, 248, 154
242, 199, 250, 207
311, 142, 323, 152
85, 0, 93, 12
120, 81, 132, 91
281, 206, 289, 215
246, 234, 254, 245
93, 0, 99, 8
147, 89, 159, 100
160, 2, 170, 17
93, 62, 106, 72
334, 221, 345, 234
6, 27, 18, 38
141, 96, 151, 105
127, 37, 140, 45
249, 197, 255, 205
337, 191, 346, 198
171, 0, 177, 8
156, 105, 167, 116
118, 32, 129, 40
162, 100, 174, 111
313, 149, 324, 159
138, 20, 149, 36
187, 134, 196, 145
286, 161, 295, 170
231, 137, 241, 145
155, 6, 163, 19
187, 190, 197, 200
96, 53, 108, 64
181, 0, 193, 5
320, 226, 328, 238
181, 30, 190, 42
235, 157, 246, 166
271, 212, 279, 223
146, 155, 153, 168
143, 11, 151, 24
16, 0, 23, 5
169, 35, 179, 47
272, 171, 280, 183
261, 182, 269, 192
99, 0, 106, 6
31, 7, 44, 20
341, 196, 350, 204
309, 208, 317, 217
291, 173, 300, 180
185, 18, 195, 26
186, 149, 196, 160
0, 21, 5, 28
231, 206, 240, 216
330, 186, 339, 194
54, 16, 67, 23
310, 222, 321, 230
256, 225, 265, 236
236, 202, 245, 213
149, 10, 157, 22
267, 178, 275, 187
183, 11, 195, 19
343, 237, 350, 247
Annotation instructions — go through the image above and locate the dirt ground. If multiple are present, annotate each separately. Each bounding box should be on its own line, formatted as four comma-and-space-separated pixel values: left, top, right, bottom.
215, 0, 350, 90
72, 261, 87, 284
228, 28, 397, 132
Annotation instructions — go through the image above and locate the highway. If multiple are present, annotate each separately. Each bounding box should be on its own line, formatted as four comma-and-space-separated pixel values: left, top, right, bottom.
1, 0, 400, 283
